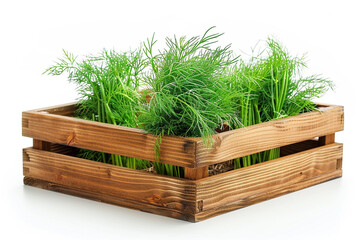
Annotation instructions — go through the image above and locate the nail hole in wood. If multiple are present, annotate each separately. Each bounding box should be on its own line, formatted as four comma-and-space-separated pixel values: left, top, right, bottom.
197, 200, 204, 212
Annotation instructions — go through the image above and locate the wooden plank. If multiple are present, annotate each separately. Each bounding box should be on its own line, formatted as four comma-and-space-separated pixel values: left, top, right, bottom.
195, 105, 344, 167
24, 177, 195, 222
319, 133, 335, 145
33, 139, 51, 151
23, 103, 344, 168
195, 169, 342, 221
22, 143, 343, 222
28, 102, 77, 116
21, 102, 345, 222
22, 111, 198, 167
23, 147, 197, 221
184, 167, 208, 180
195, 143, 343, 221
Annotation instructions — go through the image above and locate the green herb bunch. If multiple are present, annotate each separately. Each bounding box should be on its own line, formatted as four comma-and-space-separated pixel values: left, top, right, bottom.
139, 28, 240, 177
44, 29, 333, 177
141, 27, 239, 144
44, 49, 150, 169
227, 38, 333, 168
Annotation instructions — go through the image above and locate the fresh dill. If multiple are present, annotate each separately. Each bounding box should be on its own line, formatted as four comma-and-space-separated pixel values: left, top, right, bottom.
45, 29, 333, 177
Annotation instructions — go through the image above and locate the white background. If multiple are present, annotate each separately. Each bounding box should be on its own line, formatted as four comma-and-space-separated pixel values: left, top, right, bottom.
1, 0, 359, 239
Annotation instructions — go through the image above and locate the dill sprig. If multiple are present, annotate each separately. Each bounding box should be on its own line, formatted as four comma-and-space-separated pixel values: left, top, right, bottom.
139, 28, 240, 177
227, 38, 333, 168
141, 27, 239, 146
44, 48, 151, 169
44, 30, 333, 177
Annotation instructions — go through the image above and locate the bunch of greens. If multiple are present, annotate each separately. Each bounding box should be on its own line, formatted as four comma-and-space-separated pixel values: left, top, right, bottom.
140, 28, 240, 177
226, 38, 332, 168
44, 49, 150, 169
44, 28, 333, 177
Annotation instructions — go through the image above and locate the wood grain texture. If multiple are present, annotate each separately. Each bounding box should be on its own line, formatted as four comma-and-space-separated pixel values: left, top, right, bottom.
184, 167, 208, 180
195, 105, 344, 167
194, 143, 343, 221
22, 103, 344, 168
33, 139, 51, 151
23, 111, 198, 167
195, 170, 342, 221
23, 177, 195, 221
21, 103, 344, 221
23, 148, 197, 221
23, 142, 343, 222
319, 133, 335, 145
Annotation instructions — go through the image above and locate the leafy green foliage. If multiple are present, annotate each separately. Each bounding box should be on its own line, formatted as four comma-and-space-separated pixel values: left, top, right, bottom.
44, 48, 151, 169
141, 27, 239, 146
139, 28, 241, 177
227, 38, 333, 168
44, 29, 333, 177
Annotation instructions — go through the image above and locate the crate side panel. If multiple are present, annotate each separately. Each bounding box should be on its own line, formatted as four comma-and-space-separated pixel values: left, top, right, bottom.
24, 177, 195, 222
22, 111, 197, 167
196, 143, 343, 213
195, 169, 342, 221
196, 105, 344, 167
23, 148, 197, 218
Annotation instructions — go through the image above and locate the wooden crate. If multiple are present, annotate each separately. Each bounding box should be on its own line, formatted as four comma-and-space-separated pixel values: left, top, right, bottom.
22, 103, 344, 222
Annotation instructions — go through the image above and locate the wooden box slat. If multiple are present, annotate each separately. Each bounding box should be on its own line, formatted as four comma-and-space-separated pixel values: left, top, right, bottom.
22, 102, 344, 222
23, 147, 197, 221
23, 177, 194, 221
23, 110, 197, 167
23, 142, 343, 222
22, 103, 344, 168
195, 105, 344, 167
195, 143, 342, 221
195, 170, 342, 221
